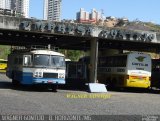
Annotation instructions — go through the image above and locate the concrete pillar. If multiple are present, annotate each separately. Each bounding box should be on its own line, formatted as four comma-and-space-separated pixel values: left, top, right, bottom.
89, 38, 98, 83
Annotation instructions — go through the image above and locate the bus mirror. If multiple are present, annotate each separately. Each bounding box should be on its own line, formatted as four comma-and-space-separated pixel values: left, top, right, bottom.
24, 55, 31, 66
24, 57, 28, 65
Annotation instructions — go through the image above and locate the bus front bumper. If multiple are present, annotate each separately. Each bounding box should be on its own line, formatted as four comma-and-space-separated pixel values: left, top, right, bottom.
32, 78, 65, 84
126, 79, 150, 88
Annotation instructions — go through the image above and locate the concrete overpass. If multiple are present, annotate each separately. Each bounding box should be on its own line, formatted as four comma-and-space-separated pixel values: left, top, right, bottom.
0, 15, 160, 51
0, 15, 160, 85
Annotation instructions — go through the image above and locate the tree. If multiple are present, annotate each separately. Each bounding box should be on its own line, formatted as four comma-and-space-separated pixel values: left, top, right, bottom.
60, 49, 85, 61
0, 45, 11, 59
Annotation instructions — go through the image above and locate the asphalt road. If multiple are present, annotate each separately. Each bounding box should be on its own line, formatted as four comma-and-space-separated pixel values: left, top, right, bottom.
0, 73, 160, 116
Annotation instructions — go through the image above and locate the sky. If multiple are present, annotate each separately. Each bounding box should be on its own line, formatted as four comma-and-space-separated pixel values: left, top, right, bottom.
29, 0, 160, 24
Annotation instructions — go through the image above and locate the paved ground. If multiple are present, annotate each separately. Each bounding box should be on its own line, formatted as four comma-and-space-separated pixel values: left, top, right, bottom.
0, 73, 160, 116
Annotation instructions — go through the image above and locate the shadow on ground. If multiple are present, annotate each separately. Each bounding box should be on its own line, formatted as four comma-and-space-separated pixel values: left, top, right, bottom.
0, 76, 159, 94
0, 80, 89, 93
107, 87, 160, 94
0, 81, 12, 89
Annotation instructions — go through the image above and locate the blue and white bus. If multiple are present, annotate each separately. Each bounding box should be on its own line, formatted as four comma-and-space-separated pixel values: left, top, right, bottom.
6, 47, 66, 91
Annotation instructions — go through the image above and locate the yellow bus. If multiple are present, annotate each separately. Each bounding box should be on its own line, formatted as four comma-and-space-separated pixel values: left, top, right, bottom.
79, 52, 151, 89
97, 52, 151, 88
0, 59, 7, 72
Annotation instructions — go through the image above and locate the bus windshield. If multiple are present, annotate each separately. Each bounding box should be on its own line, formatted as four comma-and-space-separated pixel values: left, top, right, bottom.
51, 56, 65, 67
33, 54, 65, 68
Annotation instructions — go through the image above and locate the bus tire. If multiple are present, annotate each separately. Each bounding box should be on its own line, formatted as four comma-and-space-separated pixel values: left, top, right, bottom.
52, 85, 58, 92
12, 79, 19, 86
106, 78, 111, 89
109, 79, 116, 89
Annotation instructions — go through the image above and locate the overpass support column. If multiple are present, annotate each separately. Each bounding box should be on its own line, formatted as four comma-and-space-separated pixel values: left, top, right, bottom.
88, 38, 107, 92
89, 38, 98, 83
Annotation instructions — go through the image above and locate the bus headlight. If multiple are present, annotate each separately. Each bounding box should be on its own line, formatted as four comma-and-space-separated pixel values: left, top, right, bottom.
33, 72, 43, 78
59, 73, 65, 78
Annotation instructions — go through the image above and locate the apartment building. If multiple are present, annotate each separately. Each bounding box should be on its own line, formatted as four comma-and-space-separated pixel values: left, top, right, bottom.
76, 8, 103, 23
0, 0, 11, 9
43, 0, 62, 21
11, 0, 29, 18
0, 0, 29, 18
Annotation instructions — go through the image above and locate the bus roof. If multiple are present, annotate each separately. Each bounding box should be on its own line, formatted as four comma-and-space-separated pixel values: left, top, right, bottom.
10, 49, 64, 57
30, 50, 64, 56
0, 59, 7, 61
96, 52, 150, 58
65, 58, 71, 61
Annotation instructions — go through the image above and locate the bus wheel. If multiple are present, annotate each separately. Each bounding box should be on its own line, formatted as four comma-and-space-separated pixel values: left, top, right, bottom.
12, 79, 19, 86
52, 85, 58, 92
106, 78, 112, 89
108, 79, 116, 90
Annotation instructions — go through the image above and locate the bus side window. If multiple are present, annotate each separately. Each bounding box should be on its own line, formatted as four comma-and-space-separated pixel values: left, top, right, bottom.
23, 55, 31, 66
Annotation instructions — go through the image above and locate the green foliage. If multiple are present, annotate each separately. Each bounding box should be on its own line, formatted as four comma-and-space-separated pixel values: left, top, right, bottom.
145, 22, 160, 32
0, 46, 85, 61
59, 49, 85, 61
0, 45, 11, 59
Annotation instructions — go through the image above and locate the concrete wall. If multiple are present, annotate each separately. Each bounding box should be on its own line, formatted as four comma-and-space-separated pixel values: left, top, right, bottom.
0, 15, 160, 43
157, 33, 160, 41
0, 15, 31, 29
